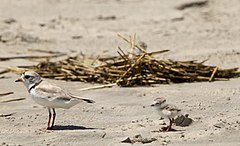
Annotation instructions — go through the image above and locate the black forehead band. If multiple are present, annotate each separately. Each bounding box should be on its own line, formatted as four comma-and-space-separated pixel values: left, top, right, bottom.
22, 72, 31, 77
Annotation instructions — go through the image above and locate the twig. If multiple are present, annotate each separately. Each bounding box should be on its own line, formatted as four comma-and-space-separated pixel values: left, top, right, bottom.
146, 50, 170, 55
117, 47, 128, 62
115, 53, 145, 85
78, 83, 117, 91
0, 112, 16, 117
0, 54, 66, 61
117, 33, 147, 54
176, 0, 208, 10
129, 33, 136, 58
0, 69, 10, 75
7, 67, 28, 74
117, 33, 169, 56
0, 92, 14, 97
209, 67, 218, 82
28, 49, 65, 55
0, 76, 10, 79
1, 98, 26, 103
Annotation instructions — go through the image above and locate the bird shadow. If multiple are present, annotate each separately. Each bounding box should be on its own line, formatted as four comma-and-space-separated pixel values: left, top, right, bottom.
51, 125, 102, 131
160, 128, 185, 132
152, 128, 185, 133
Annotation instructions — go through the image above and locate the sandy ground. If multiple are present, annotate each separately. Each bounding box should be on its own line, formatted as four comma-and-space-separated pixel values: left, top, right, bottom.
1, 0, 240, 145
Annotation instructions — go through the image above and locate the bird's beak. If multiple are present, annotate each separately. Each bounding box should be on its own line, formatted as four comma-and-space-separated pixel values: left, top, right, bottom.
15, 77, 23, 82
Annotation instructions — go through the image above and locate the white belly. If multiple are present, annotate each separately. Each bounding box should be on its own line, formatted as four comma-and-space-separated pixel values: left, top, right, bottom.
156, 108, 180, 119
29, 90, 80, 109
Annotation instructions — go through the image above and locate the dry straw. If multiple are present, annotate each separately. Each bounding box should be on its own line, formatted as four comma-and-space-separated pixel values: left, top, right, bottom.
2, 34, 240, 88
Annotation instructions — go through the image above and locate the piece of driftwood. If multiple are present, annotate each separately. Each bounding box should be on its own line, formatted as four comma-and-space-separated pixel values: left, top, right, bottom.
1, 98, 26, 103
0, 92, 14, 97
3, 34, 240, 87
0, 112, 16, 117
176, 0, 208, 10
0, 53, 66, 61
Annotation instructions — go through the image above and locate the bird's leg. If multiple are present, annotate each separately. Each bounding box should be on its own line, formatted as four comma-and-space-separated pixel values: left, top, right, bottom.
166, 118, 173, 132
47, 108, 52, 130
51, 108, 56, 129
160, 118, 171, 132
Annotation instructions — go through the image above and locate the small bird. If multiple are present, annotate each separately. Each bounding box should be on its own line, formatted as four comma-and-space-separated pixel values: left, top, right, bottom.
15, 70, 95, 130
151, 97, 181, 132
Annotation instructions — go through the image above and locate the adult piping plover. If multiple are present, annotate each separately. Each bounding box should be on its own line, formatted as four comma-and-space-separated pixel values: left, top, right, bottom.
151, 97, 181, 132
15, 71, 95, 130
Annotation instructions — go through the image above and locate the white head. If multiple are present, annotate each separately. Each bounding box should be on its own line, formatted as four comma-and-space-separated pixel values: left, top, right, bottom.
151, 97, 167, 109
15, 71, 42, 90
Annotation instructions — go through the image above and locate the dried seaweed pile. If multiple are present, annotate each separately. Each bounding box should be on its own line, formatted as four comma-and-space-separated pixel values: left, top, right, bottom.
11, 34, 239, 87
23, 54, 238, 86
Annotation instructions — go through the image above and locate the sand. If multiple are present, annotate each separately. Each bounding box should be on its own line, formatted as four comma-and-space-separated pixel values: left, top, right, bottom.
1, 0, 240, 145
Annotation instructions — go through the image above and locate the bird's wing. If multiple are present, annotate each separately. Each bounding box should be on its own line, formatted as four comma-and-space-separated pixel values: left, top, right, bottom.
35, 81, 95, 103
34, 81, 71, 101
165, 104, 181, 112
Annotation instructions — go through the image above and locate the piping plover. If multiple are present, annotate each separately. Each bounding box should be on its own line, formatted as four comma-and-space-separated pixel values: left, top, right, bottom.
15, 71, 95, 130
151, 97, 181, 132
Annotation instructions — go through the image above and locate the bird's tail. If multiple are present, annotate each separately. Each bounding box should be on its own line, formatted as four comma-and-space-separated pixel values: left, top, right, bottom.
81, 98, 95, 103
70, 95, 95, 103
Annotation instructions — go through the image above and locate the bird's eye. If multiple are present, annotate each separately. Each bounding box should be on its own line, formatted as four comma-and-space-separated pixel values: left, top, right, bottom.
24, 75, 31, 79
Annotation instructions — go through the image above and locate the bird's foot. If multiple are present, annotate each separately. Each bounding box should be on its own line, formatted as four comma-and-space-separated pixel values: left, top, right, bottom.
47, 126, 53, 130
160, 126, 177, 132
160, 126, 169, 132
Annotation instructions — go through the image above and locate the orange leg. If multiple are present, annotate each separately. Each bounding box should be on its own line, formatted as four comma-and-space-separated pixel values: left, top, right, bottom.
166, 118, 174, 131
51, 108, 56, 128
161, 118, 175, 132
47, 108, 52, 130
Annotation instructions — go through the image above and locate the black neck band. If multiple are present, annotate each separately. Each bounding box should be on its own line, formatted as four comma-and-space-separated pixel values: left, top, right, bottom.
28, 80, 43, 93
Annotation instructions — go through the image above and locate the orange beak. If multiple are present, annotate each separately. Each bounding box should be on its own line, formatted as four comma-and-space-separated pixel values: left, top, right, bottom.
15, 77, 23, 82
